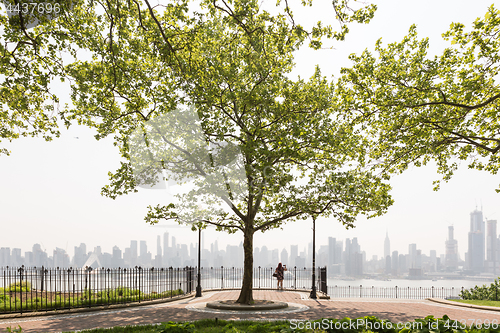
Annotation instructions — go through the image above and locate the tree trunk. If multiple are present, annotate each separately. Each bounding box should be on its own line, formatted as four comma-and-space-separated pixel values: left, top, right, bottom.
236, 227, 254, 304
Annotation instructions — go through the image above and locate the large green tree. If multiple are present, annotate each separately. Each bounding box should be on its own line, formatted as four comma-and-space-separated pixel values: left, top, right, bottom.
337, 5, 500, 190
3, 0, 392, 304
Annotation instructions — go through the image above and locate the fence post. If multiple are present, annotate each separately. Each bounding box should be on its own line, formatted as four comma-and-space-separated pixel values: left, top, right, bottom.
395, 285, 397, 299
18, 266, 24, 314
221, 266, 224, 289
294, 266, 297, 290
258, 266, 261, 289
138, 267, 142, 303
87, 267, 92, 308
360, 285, 362, 298
319, 267, 327, 294
432, 286, 434, 298
41, 266, 44, 293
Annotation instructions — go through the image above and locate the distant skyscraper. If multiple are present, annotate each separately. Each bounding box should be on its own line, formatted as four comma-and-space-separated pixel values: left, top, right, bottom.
430, 250, 437, 272
281, 248, 288, 265
0, 248, 10, 267
408, 243, 417, 268
345, 238, 363, 276
163, 232, 169, 266
171, 236, 177, 253
290, 245, 298, 267
157, 235, 162, 257
384, 232, 391, 273
53, 248, 69, 268
391, 250, 398, 275
140, 241, 147, 257
328, 237, 336, 268
468, 209, 485, 272
445, 226, 458, 270
74, 243, 87, 268
487, 220, 498, 274
112, 246, 122, 267
130, 240, 138, 266
384, 231, 390, 259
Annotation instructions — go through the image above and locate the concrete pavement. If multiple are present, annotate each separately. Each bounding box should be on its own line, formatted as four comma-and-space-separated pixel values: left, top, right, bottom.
2, 290, 500, 332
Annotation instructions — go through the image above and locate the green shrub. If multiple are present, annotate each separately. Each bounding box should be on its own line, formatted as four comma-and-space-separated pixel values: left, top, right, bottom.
7, 282, 31, 292
0, 291, 10, 303
6, 325, 23, 333
157, 321, 195, 333
460, 278, 500, 300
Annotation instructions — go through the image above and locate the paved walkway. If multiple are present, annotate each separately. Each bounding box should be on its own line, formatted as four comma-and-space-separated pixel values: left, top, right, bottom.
2, 290, 500, 332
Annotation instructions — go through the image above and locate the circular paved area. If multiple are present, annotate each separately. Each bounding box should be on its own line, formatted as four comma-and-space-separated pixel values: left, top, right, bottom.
2, 290, 500, 332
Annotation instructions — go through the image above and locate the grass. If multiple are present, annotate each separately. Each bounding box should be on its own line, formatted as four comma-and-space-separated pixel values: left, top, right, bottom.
451, 299, 500, 307
55, 319, 306, 333
6, 316, 477, 333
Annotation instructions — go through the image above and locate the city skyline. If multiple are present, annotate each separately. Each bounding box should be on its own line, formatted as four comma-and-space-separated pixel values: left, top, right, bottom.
1, 0, 499, 263
2, 206, 497, 278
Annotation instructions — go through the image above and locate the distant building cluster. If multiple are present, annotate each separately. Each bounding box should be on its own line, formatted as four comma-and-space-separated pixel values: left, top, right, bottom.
380, 208, 499, 277
0, 208, 497, 277
0, 232, 245, 269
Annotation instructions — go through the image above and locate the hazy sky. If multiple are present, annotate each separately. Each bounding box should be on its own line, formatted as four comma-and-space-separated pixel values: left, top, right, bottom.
1, 0, 499, 262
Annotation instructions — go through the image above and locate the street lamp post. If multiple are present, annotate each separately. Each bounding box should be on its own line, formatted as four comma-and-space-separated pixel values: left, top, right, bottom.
196, 227, 202, 297
310, 215, 317, 299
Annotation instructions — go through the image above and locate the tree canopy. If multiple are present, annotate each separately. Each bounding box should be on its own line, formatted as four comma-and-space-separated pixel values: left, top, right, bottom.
2, 0, 391, 304
337, 5, 500, 190
0, 0, 76, 154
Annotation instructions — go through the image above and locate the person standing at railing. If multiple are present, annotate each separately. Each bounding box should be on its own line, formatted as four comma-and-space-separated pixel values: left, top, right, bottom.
274, 263, 287, 290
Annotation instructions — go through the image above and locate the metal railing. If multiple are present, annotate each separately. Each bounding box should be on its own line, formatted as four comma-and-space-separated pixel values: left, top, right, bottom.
0, 266, 194, 314
328, 285, 463, 299
199, 266, 326, 292
0, 265, 326, 314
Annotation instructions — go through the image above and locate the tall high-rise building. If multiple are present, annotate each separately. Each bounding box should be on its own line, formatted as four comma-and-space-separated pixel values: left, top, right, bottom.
345, 238, 363, 276
130, 240, 138, 266
11, 248, 22, 266
328, 237, 336, 268
487, 220, 498, 274
430, 250, 437, 272
290, 245, 298, 267
0, 248, 10, 267
157, 235, 162, 257
140, 241, 147, 257
74, 243, 87, 268
391, 250, 399, 275
408, 243, 417, 268
445, 226, 458, 270
468, 209, 485, 272
53, 248, 70, 268
112, 246, 123, 267
163, 232, 169, 258
384, 231, 390, 259
281, 248, 288, 265
171, 236, 177, 253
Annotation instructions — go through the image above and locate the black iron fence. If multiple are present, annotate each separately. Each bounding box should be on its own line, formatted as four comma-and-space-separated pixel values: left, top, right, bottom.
328, 285, 462, 299
0, 266, 194, 314
2, 265, 466, 314
0, 265, 325, 314
199, 266, 326, 292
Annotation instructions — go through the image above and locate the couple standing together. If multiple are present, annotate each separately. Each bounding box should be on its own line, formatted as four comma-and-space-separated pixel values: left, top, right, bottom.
274, 262, 287, 290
